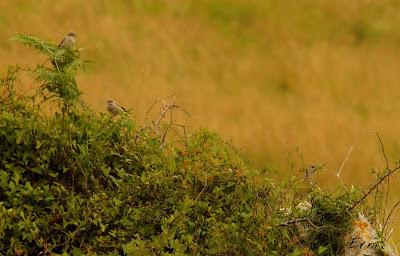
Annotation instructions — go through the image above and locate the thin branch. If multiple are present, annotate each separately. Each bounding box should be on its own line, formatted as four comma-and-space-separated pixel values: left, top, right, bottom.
327, 145, 354, 185
349, 165, 400, 211
145, 93, 177, 116
195, 180, 207, 201
375, 132, 392, 233
383, 200, 400, 239
137, 94, 193, 149
279, 218, 318, 229
135, 65, 150, 118
219, 138, 252, 165
181, 124, 188, 146
376, 132, 389, 170
161, 122, 173, 144
337, 146, 354, 177
161, 139, 188, 149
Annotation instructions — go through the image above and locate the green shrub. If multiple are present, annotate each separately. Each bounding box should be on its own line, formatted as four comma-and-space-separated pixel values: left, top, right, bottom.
0, 33, 376, 255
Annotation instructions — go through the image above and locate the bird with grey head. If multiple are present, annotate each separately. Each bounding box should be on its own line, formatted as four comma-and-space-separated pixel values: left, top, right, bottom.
58, 31, 76, 49
106, 99, 127, 116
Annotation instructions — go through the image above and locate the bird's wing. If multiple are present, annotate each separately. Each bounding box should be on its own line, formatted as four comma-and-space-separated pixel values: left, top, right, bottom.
58, 37, 66, 47
115, 101, 127, 111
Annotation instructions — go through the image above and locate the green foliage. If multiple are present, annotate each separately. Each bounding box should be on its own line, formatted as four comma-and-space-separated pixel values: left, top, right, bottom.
0, 33, 368, 255
11, 33, 57, 56
11, 33, 90, 109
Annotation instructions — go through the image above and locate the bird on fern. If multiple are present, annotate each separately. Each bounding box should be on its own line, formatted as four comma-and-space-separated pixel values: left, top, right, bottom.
51, 31, 76, 67
58, 31, 76, 49
106, 99, 127, 116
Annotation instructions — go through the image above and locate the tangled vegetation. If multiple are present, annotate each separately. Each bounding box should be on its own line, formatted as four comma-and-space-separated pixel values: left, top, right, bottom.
0, 34, 395, 255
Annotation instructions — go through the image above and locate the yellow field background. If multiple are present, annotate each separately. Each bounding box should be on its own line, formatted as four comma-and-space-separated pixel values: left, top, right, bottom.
1, 0, 400, 243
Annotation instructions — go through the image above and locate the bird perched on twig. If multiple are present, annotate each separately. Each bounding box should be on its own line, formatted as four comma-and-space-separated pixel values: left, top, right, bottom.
58, 31, 76, 49
106, 99, 127, 116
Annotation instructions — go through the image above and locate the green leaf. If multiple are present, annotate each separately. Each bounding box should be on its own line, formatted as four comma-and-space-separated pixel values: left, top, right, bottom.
35, 139, 42, 149
318, 245, 328, 254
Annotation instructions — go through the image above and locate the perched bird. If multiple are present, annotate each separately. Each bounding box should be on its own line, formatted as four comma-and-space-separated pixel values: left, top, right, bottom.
304, 164, 325, 184
106, 99, 127, 116
58, 31, 76, 49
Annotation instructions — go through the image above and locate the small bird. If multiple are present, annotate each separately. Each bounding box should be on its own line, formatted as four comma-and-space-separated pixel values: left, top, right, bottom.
304, 164, 325, 184
58, 31, 76, 49
106, 99, 127, 116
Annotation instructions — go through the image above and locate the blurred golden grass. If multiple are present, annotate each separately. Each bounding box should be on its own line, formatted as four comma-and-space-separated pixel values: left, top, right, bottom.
1, 0, 400, 241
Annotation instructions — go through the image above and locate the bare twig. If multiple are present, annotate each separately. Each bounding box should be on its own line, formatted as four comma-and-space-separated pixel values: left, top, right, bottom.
349, 165, 400, 212
182, 125, 188, 146
375, 132, 392, 234
279, 218, 318, 229
382, 200, 400, 240
160, 123, 190, 145
161, 123, 173, 144
145, 93, 178, 116
195, 180, 207, 201
219, 138, 252, 165
136, 65, 150, 118
337, 146, 355, 177
161, 139, 189, 149
327, 146, 354, 186
376, 132, 389, 170
137, 94, 193, 148
165, 123, 189, 145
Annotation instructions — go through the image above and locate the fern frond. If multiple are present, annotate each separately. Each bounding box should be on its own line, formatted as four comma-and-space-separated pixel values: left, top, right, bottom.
11, 33, 58, 56
33, 66, 75, 85
33, 66, 81, 102
11, 33, 89, 108
64, 59, 92, 73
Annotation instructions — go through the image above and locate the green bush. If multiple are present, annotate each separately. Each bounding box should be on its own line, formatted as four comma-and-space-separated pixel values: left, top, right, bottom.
0, 33, 373, 255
